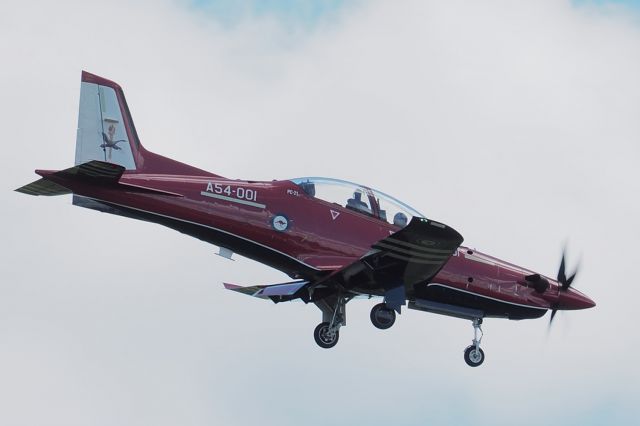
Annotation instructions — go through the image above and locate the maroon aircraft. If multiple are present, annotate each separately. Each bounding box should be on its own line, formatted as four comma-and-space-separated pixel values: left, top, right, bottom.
17, 72, 595, 367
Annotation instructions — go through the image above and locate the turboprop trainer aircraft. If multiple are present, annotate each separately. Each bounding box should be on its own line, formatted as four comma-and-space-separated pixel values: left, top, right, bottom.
17, 72, 595, 366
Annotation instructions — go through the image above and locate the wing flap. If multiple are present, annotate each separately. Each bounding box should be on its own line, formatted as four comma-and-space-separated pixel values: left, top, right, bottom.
224, 280, 309, 300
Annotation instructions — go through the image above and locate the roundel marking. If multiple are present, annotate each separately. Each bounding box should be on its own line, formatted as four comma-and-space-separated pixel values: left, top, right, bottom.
272, 214, 290, 232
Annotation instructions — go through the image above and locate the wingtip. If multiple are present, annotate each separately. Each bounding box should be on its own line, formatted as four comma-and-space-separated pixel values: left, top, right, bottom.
223, 282, 241, 290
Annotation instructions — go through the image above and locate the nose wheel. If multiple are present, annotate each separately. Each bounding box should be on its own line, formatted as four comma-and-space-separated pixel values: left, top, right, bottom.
463, 318, 485, 367
464, 345, 485, 367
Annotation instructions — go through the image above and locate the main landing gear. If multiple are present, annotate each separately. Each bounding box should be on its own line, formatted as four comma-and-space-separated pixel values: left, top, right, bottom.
313, 322, 339, 348
312, 297, 486, 367
463, 318, 485, 367
370, 303, 396, 329
313, 294, 350, 349
313, 298, 398, 348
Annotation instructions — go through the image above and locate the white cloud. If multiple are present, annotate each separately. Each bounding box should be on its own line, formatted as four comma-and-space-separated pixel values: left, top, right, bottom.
1, 1, 639, 425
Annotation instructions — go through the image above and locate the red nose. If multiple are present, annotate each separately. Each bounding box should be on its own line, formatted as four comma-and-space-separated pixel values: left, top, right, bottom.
557, 287, 596, 310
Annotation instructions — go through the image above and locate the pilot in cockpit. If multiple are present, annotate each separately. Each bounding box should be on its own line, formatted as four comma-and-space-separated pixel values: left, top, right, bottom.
346, 191, 371, 215
393, 212, 408, 227
299, 181, 315, 197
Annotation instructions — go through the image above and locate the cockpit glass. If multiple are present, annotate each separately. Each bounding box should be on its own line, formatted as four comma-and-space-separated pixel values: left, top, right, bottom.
373, 190, 416, 227
290, 177, 424, 226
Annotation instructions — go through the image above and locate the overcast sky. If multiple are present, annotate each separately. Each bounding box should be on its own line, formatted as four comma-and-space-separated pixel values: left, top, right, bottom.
1, 1, 639, 425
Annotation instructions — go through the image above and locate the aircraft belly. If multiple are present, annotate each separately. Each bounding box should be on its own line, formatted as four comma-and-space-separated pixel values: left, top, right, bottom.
73, 194, 322, 279
414, 282, 547, 320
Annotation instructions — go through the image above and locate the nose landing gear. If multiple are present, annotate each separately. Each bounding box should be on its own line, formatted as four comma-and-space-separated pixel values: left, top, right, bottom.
463, 318, 485, 367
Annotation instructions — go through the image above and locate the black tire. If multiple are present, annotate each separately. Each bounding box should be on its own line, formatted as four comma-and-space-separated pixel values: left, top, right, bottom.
464, 345, 485, 367
370, 303, 396, 330
314, 322, 339, 349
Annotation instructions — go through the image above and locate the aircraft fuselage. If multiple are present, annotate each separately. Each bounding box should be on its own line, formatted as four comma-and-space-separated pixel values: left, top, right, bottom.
36, 169, 593, 321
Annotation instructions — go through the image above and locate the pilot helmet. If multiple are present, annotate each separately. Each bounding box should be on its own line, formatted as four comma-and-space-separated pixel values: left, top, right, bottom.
393, 212, 408, 227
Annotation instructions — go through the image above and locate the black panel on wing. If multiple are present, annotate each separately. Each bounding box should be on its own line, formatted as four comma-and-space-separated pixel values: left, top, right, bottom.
319, 217, 463, 299
223, 218, 463, 304
370, 217, 463, 287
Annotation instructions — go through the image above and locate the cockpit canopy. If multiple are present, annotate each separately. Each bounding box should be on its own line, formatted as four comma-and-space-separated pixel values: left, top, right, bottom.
290, 177, 424, 227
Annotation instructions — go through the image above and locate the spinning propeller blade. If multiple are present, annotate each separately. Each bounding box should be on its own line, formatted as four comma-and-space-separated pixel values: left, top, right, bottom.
549, 249, 581, 328
557, 252, 566, 286
549, 308, 559, 327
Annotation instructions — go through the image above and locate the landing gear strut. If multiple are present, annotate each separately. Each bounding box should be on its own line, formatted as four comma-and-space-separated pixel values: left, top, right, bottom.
463, 318, 485, 367
313, 294, 351, 349
370, 303, 396, 329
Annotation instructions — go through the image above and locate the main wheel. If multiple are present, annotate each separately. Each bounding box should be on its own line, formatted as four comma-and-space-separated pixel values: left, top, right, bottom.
314, 322, 339, 349
370, 303, 396, 330
464, 345, 485, 367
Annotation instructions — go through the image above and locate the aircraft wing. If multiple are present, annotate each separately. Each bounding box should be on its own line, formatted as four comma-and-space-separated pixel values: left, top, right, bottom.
225, 217, 463, 305
324, 217, 464, 295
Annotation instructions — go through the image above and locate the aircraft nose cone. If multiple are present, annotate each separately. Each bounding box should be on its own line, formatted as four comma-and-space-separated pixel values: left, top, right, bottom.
558, 287, 596, 310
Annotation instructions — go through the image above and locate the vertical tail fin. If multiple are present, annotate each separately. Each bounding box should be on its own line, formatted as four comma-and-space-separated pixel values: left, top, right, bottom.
75, 71, 140, 170
75, 71, 217, 177
18, 72, 219, 201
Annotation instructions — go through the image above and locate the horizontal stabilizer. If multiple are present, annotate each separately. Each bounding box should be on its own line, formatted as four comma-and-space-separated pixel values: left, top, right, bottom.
53, 160, 125, 182
18, 160, 182, 198
15, 178, 71, 196
223, 280, 309, 300
16, 160, 125, 197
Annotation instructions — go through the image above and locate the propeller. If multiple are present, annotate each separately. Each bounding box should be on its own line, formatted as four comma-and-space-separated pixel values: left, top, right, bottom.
548, 250, 580, 328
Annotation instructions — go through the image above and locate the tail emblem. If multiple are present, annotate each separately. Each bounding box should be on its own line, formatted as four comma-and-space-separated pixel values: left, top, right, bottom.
99, 123, 127, 161
75, 80, 136, 170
